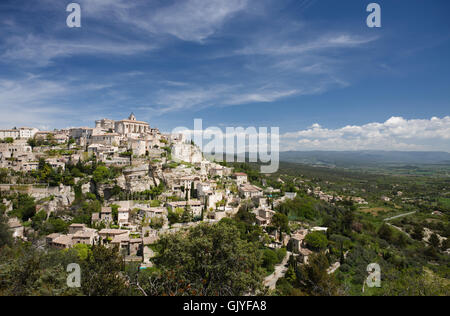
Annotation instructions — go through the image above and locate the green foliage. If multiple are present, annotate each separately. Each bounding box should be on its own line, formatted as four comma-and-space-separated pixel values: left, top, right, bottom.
150, 217, 164, 229
0, 205, 13, 248
1, 137, 14, 144
262, 247, 287, 274
297, 253, 342, 296
271, 212, 290, 235
411, 225, 424, 241
80, 245, 129, 296
304, 231, 328, 250
150, 200, 161, 207
111, 204, 119, 223
379, 268, 450, 296
146, 221, 264, 296
429, 233, 440, 249
167, 207, 183, 225
71, 244, 92, 261
9, 194, 36, 222
378, 223, 394, 242
0, 244, 82, 296
92, 166, 111, 184
71, 199, 101, 225
276, 195, 318, 220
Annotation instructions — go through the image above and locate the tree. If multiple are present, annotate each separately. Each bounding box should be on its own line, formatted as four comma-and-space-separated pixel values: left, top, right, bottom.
149, 217, 164, 229
262, 249, 279, 273
81, 245, 129, 296
305, 231, 328, 250
411, 225, 424, 241
378, 223, 394, 242
27, 138, 37, 148
146, 221, 264, 296
92, 166, 111, 184
0, 205, 13, 248
235, 204, 256, 225
11, 194, 36, 222
271, 212, 290, 239
181, 207, 192, 223
380, 268, 450, 296
0, 243, 81, 296
111, 204, 119, 223
429, 233, 440, 249
190, 181, 196, 199
297, 253, 341, 296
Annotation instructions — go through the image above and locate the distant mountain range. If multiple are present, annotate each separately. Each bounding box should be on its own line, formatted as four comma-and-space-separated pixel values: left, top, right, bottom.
279, 151, 450, 167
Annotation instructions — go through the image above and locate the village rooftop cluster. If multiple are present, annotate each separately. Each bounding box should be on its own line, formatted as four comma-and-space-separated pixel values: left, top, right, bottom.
1, 114, 326, 270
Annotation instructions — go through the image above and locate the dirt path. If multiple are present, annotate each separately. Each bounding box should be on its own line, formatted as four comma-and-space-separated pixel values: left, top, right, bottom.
384, 211, 416, 222
264, 251, 292, 290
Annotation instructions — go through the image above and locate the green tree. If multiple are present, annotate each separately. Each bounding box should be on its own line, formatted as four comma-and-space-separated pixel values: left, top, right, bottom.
262, 249, 278, 273
429, 233, 440, 249
111, 204, 119, 223
0, 205, 13, 248
147, 221, 264, 296
378, 223, 394, 242
305, 231, 328, 250
297, 253, 341, 296
411, 225, 424, 241
92, 166, 111, 184
81, 245, 129, 296
11, 194, 36, 222
271, 212, 290, 237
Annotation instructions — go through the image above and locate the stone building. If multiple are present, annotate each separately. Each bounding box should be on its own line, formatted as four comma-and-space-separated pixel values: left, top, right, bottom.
114, 113, 150, 136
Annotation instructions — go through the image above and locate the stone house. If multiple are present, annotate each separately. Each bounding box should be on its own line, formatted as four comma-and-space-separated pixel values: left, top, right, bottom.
72, 229, 99, 246
238, 183, 263, 199
166, 200, 203, 217
233, 173, 248, 185
255, 208, 275, 226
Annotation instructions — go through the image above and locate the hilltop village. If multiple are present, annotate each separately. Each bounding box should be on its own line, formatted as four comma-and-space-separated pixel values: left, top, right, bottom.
0, 114, 449, 296
0, 114, 323, 267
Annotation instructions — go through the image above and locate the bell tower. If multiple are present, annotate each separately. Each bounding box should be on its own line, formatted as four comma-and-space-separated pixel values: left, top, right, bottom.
128, 112, 136, 121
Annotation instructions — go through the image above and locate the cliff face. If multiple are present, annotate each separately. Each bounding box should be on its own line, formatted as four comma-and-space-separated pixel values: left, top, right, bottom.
126, 176, 157, 193
28, 184, 76, 217
92, 166, 162, 199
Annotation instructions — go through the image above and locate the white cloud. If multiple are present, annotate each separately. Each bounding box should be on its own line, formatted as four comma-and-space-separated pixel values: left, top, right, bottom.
282, 116, 450, 151
137, 0, 249, 42
1, 34, 155, 67
78, 0, 249, 42
235, 33, 378, 56
0, 75, 113, 128
152, 85, 300, 114
0, 0, 250, 68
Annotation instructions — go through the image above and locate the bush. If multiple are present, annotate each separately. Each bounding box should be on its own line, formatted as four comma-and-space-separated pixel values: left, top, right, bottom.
305, 231, 328, 250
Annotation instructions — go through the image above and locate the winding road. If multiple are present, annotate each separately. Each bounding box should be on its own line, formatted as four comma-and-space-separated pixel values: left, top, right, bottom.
264, 251, 292, 290
383, 211, 416, 222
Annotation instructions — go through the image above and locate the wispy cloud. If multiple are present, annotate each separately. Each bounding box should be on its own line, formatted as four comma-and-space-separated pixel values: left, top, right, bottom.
152, 84, 300, 114
0, 74, 115, 128
235, 34, 378, 56
131, 0, 249, 42
1, 34, 156, 67
77, 0, 249, 42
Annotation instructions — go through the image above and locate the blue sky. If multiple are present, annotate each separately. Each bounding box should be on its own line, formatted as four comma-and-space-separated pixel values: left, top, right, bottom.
0, 0, 449, 151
